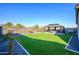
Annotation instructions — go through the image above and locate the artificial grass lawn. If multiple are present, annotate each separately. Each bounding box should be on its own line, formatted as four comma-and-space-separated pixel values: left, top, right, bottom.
15, 33, 79, 55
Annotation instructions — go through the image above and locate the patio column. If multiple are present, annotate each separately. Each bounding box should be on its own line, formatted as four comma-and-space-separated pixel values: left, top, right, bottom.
0, 26, 2, 35
48, 27, 51, 32
54, 27, 56, 31
60, 26, 62, 35
76, 4, 79, 39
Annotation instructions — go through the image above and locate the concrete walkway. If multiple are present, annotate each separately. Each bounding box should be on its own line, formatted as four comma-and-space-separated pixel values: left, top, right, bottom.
0, 39, 29, 55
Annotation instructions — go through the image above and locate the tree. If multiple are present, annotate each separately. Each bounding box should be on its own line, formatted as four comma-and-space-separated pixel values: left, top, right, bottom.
5, 30, 14, 55
3, 22, 13, 27
16, 23, 24, 28
33, 25, 39, 29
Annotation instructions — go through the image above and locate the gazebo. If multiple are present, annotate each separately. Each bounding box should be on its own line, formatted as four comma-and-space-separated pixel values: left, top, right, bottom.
44, 24, 65, 34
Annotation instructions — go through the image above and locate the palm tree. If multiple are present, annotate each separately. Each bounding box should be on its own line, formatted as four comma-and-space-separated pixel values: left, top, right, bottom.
7, 30, 14, 55
2, 22, 14, 54
33, 25, 39, 28
16, 23, 24, 28
3, 22, 13, 28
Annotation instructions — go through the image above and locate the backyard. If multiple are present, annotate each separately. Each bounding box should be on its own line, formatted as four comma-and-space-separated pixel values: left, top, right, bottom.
14, 32, 79, 55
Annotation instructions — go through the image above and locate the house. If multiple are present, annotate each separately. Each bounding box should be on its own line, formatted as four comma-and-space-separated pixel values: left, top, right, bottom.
2, 24, 65, 35
2, 26, 28, 34
44, 24, 65, 34
2, 26, 43, 34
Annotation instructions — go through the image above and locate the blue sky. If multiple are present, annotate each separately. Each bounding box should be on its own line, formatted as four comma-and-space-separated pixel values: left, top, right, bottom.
0, 3, 76, 28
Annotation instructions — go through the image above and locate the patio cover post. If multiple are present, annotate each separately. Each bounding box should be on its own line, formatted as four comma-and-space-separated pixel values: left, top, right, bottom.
0, 25, 2, 35
76, 4, 79, 40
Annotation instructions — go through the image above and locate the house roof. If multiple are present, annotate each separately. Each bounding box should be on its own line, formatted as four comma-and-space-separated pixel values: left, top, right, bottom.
45, 24, 64, 27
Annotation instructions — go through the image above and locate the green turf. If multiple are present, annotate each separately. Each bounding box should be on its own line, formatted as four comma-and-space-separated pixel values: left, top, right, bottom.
56, 33, 74, 43
15, 32, 79, 55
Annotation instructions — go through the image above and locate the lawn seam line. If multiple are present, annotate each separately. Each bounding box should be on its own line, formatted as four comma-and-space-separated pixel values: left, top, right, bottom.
66, 36, 72, 46
65, 46, 79, 54
15, 40, 30, 55
65, 36, 72, 49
